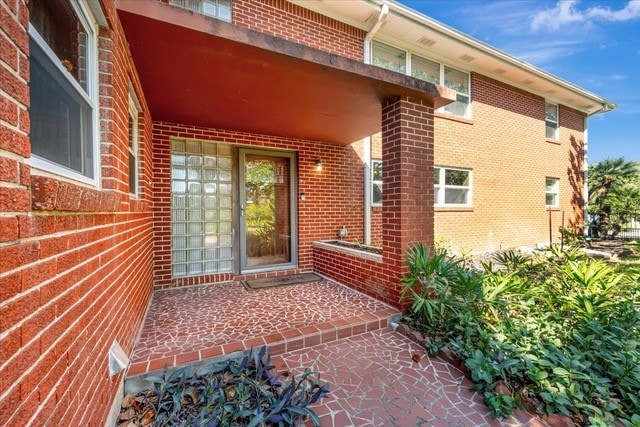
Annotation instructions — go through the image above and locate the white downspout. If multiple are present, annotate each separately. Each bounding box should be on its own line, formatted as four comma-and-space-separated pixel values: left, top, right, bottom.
364, 137, 372, 244
583, 119, 589, 237
363, 3, 388, 245
363, 3, 389, 64
583, 103, 615, 236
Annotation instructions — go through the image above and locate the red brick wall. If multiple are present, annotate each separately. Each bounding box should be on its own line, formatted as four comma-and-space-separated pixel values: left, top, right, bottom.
369, 73, 586, 253
315, 96, 435, 309
313, 246, 395, 306
152, 121, 366, 288
0, 0, 155, 424
233, 0, 365, 61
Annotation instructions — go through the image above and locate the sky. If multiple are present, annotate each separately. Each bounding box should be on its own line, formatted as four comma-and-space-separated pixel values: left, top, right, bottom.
401, 0, 639, 163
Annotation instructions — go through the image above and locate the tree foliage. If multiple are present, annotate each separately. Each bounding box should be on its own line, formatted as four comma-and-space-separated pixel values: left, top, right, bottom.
588, 157, 640, 237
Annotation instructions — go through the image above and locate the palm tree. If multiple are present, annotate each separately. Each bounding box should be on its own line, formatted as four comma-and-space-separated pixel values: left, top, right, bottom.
588, 158, 640, 237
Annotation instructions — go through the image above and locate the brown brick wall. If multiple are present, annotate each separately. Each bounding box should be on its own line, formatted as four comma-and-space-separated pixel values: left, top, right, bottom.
369, 73, 586, 252
152, 122, 366, 289
433, 73, 585, 252
233, 0, 365, 61
0, 0, 155, 424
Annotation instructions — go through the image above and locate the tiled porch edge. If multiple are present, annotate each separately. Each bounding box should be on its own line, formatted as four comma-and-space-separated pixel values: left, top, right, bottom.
126, 308, 399, 379
124, 279, 401, 388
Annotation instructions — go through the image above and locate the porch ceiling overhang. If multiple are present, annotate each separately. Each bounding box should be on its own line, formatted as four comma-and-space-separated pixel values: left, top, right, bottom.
116, 1, 455, 145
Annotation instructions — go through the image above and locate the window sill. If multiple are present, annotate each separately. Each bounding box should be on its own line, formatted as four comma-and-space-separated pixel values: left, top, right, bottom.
546, 207, 561, 211
435, 206, 474, 212
546, 139, 561, 145
434, 112, 474, 125
371, 205, 382, 211
31, 174, 120, 212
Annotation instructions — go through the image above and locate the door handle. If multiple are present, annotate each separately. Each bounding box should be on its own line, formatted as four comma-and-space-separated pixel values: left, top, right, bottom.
240, 205, 245, 217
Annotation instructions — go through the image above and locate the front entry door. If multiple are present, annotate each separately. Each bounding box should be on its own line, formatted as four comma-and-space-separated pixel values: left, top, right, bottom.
239, 149, 297, 273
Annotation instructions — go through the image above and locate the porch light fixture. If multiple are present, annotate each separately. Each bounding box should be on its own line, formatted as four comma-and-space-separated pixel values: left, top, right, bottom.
315, 158, 323, 172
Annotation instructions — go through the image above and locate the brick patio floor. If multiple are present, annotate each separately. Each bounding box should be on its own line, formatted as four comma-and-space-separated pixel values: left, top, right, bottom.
273, 329, 546, 427
127, 279, 400, 377
126, 278, 546, 425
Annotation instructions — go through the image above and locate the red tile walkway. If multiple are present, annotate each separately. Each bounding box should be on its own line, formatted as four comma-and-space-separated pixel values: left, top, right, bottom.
126, 278, 547, 425
274, 328, 546, 427
127, 279, 400, 377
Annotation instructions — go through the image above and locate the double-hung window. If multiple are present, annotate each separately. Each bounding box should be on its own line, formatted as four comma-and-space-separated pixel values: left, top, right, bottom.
545, 178, 559, 207
169, 0, 232, 21
371, 160, 383, 206
128, 91, 140, 195
545, 103, 559, 140
434, 167, 472, 206
371, 41, 471, 118
442, 66, 470, 117
28, 0, 98, 184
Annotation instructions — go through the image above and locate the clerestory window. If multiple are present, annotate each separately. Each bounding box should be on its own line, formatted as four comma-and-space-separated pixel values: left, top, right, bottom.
169, 0, 232, 22
371, 40, 471, 118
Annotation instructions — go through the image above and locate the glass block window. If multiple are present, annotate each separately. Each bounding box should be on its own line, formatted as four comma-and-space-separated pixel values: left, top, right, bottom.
434, 167, 472, 206
171, 139, 234, 277
169, 0, 232, 22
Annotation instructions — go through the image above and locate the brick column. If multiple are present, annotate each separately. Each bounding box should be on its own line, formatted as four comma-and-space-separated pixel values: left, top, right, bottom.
381, 96, 435, 296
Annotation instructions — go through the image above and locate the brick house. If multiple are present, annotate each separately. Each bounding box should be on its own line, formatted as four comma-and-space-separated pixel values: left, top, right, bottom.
0, 0, 613, 424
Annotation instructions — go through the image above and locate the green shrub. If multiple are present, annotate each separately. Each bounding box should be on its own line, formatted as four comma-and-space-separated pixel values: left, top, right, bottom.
402, 245, 640, 423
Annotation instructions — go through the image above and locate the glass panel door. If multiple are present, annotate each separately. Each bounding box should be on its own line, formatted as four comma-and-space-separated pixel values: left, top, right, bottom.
239, 149, 296, 272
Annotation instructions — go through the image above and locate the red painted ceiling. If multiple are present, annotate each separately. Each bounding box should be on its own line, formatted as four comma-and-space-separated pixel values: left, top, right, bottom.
117, 1, 453, 145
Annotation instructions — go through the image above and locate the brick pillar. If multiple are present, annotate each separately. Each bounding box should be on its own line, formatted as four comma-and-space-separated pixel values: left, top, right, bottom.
381, 96, 434, 296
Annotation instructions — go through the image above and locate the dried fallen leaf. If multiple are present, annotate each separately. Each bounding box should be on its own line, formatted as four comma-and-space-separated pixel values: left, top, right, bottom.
226, 386, 237, 400
280, 370, 290, 378
182, 388, 199, 405
188, 388, 198, 403
121, 393, 136, 409
118, 407, 136, 422
412, 353, 421, 363
141, 408, 155, 426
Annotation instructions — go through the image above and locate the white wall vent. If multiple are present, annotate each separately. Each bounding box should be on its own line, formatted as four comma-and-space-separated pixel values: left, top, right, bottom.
108, 340, 130, 377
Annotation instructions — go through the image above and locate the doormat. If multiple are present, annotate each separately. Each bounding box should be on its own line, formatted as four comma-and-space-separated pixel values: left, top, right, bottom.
242, 273, 323, 291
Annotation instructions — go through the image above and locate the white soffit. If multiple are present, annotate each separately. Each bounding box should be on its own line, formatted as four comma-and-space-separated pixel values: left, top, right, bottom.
289, 0, 614, 115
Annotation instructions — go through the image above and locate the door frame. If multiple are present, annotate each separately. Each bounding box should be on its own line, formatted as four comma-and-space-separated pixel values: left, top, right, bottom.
237, 148, 298, 274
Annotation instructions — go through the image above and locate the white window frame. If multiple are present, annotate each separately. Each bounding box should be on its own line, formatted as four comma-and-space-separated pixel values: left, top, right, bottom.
441, 65, 471, 118
169, 0, 232, 22
434, 167, 473, 207
26, 0, 100, 186
128, 88, 141, 196
371, 40, 406, 74
545, 177, 559, 208
545, 102, 559, 140
370, 40, 471, 119
371, 159, 382, 207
